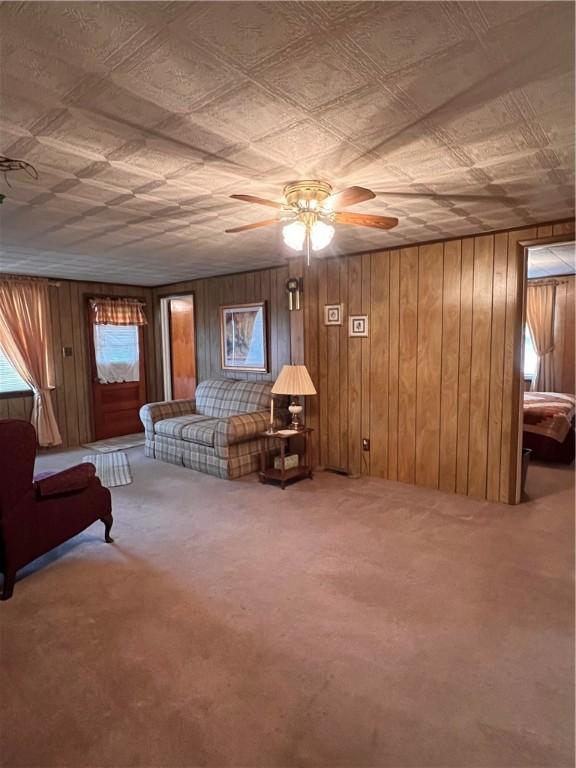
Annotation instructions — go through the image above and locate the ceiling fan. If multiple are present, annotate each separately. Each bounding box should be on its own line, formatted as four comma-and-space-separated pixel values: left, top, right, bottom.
225, 180, 398, 264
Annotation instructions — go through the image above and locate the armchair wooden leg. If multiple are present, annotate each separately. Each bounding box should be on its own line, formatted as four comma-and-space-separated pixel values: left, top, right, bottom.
101, 513, 114, 543
1, 571, 15, 601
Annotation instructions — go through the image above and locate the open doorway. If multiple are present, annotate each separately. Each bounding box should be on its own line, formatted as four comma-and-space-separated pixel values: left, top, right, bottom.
160, 295, 196, 401
520, 239, 575, 499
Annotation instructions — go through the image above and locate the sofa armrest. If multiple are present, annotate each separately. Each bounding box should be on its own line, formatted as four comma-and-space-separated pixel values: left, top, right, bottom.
139, 399, 196, 438
215, 410, 285, 448
34, 463, 96, 498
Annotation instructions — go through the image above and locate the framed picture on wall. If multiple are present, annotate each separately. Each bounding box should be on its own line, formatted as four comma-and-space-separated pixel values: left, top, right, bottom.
349, 315, 369, 337
220, 302, 268, 372
324, 304, 343, 325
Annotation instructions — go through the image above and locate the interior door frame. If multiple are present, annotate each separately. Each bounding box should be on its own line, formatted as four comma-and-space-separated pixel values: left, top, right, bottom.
513, 230, 575, 503
159, 293, 197, 401
85, 292, 150, 441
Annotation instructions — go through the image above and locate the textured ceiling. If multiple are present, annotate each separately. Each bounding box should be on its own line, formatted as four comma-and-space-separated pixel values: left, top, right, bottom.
528, 242, 575, 278
0, 1, 574, 286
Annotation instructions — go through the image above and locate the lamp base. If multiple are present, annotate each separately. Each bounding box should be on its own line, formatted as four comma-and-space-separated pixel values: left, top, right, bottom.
288, 398, 305, 430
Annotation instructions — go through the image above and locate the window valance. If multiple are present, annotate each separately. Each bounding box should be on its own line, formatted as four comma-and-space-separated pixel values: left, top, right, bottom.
90, 297, 147, 326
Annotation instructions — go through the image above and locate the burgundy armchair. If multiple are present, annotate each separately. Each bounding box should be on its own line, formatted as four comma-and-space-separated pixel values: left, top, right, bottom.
0, 419, 113, 600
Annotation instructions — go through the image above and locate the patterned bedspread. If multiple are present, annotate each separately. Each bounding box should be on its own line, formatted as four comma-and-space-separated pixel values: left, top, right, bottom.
523, 392, 576, 443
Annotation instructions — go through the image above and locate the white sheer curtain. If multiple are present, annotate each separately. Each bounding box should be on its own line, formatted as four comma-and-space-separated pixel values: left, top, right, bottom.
93, 324, 140, 383
526, 282, 556, 392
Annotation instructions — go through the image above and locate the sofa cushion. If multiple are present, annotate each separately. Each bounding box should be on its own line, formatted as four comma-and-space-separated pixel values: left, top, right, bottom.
155, 414, 213, 439
195, 379, 238, 417
219, 380, 274, 417
181, 418, 220, 447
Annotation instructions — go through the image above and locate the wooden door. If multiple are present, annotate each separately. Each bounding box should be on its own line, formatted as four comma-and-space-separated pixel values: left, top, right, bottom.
168, 296, 196, 400
89, 305, 147, 440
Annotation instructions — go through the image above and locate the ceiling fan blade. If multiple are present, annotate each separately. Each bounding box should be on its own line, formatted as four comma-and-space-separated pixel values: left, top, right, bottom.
324, 186, 375, 209
230, 194, 284, 209
375, 191, 512, 203
334, 212, 398, 230
225, 218, 279, 234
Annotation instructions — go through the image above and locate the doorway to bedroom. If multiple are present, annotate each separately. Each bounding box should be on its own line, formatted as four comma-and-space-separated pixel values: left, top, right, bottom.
521, 238, 575, 498
160, 294, 196, 401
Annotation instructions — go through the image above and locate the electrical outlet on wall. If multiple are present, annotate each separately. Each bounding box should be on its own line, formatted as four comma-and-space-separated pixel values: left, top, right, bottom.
362, 438, 370, 451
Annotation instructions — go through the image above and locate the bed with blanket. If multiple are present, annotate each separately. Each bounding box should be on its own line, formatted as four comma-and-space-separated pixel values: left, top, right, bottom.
523, 392, 576, 463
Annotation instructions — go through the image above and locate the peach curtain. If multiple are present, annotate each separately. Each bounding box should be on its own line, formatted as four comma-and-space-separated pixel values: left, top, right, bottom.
0, 277, 62, 446
526, 282, 556, 392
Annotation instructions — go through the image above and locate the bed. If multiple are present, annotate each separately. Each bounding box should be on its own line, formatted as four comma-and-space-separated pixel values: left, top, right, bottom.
523, 392, 576, 463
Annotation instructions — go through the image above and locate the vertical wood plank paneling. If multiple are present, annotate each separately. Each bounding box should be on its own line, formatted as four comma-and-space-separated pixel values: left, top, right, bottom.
415, 242, 443, 489
397, 246, 418, 485
536, 224, 553, 238
562, 279, 575, 393
339, 258, 349, 472
388, 250, 400, 480
439, 240, 461, 492
326, 259, 341, 470
277, 266, 291, 380
552, 221, 575, 236
194, 281, 207, 385
552, 276, 575, 394
468, 234, 494, 499
486, 232, 509, 502
69, 283, 88, 444
317, 259, 329, 467
304, 260, 320, 468
270, 270, 279, 381
59, 282, 80, 448
456, 238, 474, 495
369, 252, 389, 478
348, 255, 362, 477
288, 259, 305, 365
361, 253, 371, 476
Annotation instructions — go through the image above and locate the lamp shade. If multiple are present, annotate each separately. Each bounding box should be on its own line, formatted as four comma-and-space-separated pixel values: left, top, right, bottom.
271, 365, 317, 396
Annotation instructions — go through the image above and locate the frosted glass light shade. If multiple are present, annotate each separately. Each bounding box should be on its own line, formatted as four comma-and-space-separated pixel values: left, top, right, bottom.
271, 365, 317, 396
282, 221, 306, 251
310, 220, 335, 251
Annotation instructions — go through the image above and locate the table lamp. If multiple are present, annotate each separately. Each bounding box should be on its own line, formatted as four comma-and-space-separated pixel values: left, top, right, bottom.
271, 365, 317, 430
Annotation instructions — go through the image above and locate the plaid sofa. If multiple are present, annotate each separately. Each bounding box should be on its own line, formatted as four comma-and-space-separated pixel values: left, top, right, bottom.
139, 379, 287, 479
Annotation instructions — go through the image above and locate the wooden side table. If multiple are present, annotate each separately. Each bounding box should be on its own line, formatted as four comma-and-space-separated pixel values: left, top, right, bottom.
258, 428, 314, 489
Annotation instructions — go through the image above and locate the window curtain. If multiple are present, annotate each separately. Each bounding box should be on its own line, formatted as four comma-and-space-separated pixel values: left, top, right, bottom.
0, 277, 62, 446
526, 282, 556, 392
93, 324, 140, 383
90, 297, 147, 326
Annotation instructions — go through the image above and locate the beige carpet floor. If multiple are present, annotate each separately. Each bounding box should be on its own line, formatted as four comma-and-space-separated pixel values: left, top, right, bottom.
1, 449, 574, 768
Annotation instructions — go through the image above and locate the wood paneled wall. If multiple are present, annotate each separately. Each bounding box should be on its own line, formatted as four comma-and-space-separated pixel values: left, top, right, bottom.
0, 280, 156, 448
302, 221, 574, 503
553, 275, 575, 394
152, 265, 291, 397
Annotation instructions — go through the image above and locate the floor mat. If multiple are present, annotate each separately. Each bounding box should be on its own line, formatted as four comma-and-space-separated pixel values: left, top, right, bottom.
82, 451, 132, 488
81, 433, 145, 453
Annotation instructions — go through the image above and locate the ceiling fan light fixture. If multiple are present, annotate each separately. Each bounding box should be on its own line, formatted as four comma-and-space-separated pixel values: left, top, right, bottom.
310, 220, 335, 251
282, 220, 306, 251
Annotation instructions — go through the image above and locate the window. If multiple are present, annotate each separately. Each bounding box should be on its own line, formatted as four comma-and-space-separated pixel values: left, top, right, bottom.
0, 347, 31, 394
524, 327, 538, 378
93, 324, 140, 383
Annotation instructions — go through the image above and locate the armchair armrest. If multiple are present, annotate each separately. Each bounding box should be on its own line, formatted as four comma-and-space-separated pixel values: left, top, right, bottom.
34, 463, 96, 498
139, 399, 197, 437
215, 410, 286, 448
